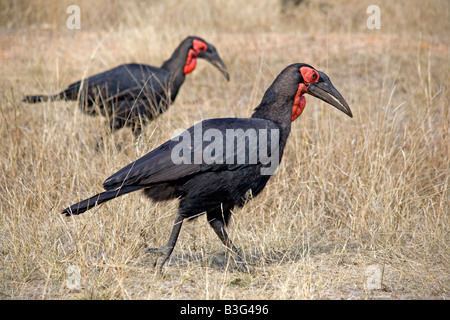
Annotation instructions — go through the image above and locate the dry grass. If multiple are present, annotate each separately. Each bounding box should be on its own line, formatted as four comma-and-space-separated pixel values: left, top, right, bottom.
0, 0, 449, 299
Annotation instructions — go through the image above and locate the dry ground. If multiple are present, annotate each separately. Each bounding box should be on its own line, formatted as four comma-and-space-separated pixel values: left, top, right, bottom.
0, 0, 448, 299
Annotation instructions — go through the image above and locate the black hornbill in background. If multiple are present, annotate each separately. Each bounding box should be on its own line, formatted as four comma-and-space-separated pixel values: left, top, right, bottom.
61, 63, 352, 272
23, 36, 230, 136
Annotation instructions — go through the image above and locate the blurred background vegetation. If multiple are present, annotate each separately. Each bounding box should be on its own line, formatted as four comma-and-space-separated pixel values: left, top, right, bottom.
1, 0, 449, 35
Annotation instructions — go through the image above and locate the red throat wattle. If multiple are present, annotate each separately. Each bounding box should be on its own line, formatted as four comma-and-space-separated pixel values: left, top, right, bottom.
184, 49, 197, 74
291, 66, 320, 122
183, 39, 208, 75
291, 83, 307, 122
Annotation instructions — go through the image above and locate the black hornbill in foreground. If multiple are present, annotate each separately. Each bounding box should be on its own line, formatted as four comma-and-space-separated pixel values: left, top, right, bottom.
61, 63, 352, 272
23, 36, 230, 136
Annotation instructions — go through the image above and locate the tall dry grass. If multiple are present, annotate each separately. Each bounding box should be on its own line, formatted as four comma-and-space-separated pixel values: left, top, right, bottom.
0, 0, 448, 299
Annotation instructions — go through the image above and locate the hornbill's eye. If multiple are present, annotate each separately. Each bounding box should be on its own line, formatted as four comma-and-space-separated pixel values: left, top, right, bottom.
193, 39, 207, 52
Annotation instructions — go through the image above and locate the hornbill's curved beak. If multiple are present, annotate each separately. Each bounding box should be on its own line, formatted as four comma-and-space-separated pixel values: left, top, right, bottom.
198, 44, 230, 81
307, 71, 352, 118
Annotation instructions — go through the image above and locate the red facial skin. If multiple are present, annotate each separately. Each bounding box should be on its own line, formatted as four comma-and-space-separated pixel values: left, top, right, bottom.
291, 66, 320, 122
184, 39, 208, 75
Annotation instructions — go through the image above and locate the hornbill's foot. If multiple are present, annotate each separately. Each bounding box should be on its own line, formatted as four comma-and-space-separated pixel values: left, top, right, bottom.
231, 254, 251, 274
144, 214, 184, 274
208, 218, 251, 273
145, 246, 172, 273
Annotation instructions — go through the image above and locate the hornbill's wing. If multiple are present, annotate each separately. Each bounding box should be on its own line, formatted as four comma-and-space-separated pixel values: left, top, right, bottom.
62, 63, 171, 102
102, 118, 280, 191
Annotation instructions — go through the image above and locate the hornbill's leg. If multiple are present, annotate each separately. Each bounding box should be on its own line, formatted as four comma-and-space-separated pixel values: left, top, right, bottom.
147, 213, 184, 273
132, 125, 143, 138
208, 218, 250, 273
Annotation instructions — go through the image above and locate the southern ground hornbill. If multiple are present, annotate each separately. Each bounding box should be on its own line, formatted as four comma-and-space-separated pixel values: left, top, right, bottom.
23, 36, 230, 136
61, 63, 352, 272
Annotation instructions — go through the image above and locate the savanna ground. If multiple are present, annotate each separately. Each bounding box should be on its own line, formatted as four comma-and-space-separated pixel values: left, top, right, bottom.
0, 0, 448, 300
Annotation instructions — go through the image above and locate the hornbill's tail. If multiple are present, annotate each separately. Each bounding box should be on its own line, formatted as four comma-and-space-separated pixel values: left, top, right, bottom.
61, 185, 143, 216
22, 94, 59, 103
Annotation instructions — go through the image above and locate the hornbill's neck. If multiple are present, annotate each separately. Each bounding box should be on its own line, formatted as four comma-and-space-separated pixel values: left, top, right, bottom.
160, 39, 191, 87
159, 39, 193, 103
251, 72, 296, 154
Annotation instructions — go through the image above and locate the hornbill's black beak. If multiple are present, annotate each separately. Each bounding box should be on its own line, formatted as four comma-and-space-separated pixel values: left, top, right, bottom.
307, 71, 352, 118
198, 44, 230, 81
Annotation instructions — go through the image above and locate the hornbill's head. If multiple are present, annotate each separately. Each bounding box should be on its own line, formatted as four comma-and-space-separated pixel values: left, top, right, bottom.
183, 36, 230, 81
288, 63, 352, 121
